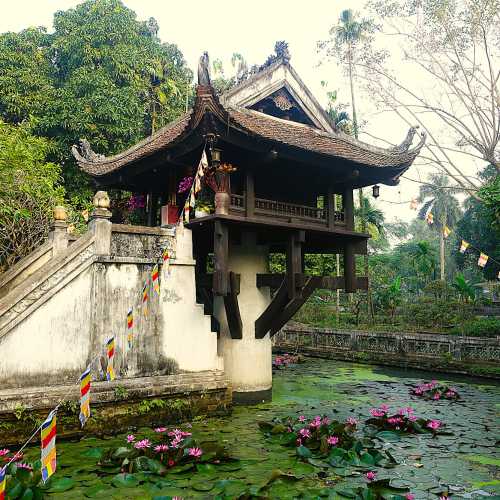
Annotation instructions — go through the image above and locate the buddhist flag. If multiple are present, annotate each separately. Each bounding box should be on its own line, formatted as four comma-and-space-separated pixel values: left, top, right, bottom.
183, 200, 190, 223
0, 467, 5, 500
142, 281, 149, 316
40, 410, 57, 482
478, 252, 489, 268
459, 240, 469, 253
127, 308, 133, 348
426, 212, 434, 225
106, 337, 115, 382
152, 264, 160, 295
410, 198, 418, 210
79, 366, 91, 428
162, 248, 171, 276
443, 225, 451, 238
194, 149, 208, 194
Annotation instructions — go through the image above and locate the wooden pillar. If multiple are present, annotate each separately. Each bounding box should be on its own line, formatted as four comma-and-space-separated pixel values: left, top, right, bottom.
146, 191, 154, 227
151, 194, 159, 226
344, 242, 356, 293
326, 186, 335, 229
343, 188, 354, 231
213, 220, 229, 295
286, 230, 305, 300
245, 169, 255, 217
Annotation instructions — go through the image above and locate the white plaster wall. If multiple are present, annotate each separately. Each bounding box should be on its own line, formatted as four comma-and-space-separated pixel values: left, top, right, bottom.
0, 269, 92, 387
216, 232, 272, 393
160, 227, 222, 372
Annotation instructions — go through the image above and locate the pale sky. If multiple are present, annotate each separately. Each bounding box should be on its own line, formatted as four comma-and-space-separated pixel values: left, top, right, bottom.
0, 0, 475, 224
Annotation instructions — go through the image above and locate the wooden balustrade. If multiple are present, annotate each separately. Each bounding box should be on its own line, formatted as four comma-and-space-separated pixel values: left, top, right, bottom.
227, 195, 345, 227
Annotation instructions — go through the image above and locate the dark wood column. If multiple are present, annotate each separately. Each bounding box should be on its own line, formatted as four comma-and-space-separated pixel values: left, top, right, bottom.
213, 220, 229, 295
343, 188, 354, 231
245, 169, 255, 217
326, 186, 335, 229
146, 191, 154, 226
286, 230, 305, 300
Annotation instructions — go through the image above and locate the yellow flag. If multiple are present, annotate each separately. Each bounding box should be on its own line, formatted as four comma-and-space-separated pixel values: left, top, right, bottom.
459, 240, 469, 253
478, 253, 488, 268
443, 225, 451, 238
426, 212, 434, 225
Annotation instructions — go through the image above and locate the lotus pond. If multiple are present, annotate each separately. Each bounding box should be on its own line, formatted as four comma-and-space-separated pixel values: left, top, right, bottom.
6, 358, 500, 499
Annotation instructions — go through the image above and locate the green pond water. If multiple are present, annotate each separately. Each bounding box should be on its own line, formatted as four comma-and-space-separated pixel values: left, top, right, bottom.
22, 358, 500, 498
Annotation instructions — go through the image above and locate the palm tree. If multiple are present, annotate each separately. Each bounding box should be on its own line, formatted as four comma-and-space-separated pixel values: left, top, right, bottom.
334, 10, 374, 283
408, 240, 437, 285
418, 173, 462, 280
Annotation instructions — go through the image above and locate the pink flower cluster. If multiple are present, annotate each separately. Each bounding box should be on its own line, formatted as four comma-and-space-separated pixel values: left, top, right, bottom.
127, 194, 145, 210
134, 439, 152, 449
366, 471, 377, 481
178, 176, 194, 194
412, 380, 458, 401
273, 353, 299, 368
427, 419, 441, 431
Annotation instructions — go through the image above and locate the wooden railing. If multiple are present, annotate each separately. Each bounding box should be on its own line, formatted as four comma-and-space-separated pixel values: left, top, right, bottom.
228, 195, 345, 226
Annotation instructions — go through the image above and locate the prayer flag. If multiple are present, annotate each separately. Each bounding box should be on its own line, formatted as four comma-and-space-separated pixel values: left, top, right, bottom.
79, 366, 91, 428
162, 248, 170, 263
183, 200, 190, 223
0, 467, 5, 500
478, 252, 489, 268
194, 149, 208, 194
410, 198, 418, 210
443, 225, 451, 238
152, 264, 160, 295
106, 337, 115, 382
40, 410, 57, 482
142, 281, 148, 316
127, 308, 133, 348
459, 240, 469, 253
426, 212, 434, 225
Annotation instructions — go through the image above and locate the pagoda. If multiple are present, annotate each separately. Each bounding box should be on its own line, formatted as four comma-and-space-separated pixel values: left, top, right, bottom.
73, 46, 424, 402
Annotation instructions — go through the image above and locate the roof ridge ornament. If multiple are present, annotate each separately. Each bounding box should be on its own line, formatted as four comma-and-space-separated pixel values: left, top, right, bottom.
71, 139, 105, 163
197, 51, 211, 86
391, 125, 425, 153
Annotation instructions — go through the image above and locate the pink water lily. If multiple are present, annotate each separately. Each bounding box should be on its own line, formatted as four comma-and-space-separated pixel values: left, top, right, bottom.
298, 415, 306, 422
327, 435, 339, 446
370, 408, 386, 417
154, 427, 167, 433
322, 416, 331, 425
126, 435, 135, 443
154, 444, 169, 452
188, 447, 203, 458
427, 419, 441, 431
0, 449, 10, 456
298, 428, 311, 439
134, 439, 151, 449
408, 415, 417, 422
405, 494, 415, 500
433, 392, 441, 400
346, 417, 358, 426
366, 470, 377, 481
380, 404, 390, 412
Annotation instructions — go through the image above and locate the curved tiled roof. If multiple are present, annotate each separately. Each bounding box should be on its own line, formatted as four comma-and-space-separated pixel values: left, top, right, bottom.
73, 86, 425, 177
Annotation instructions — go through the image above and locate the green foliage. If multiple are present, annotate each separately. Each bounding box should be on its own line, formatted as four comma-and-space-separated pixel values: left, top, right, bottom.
478, 173, 500, 231
137, 398, 167, 415
0, 120, 64, 269
3, 461, 45, 500
375, 276, 402, 319
0, 0, 193, 208
450, 317, 500, 337
451, 273, 477, 303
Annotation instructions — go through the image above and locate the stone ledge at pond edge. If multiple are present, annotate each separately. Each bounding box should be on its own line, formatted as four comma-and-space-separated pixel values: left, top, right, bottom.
274, 325, 500, 378
0, 371, 231, 447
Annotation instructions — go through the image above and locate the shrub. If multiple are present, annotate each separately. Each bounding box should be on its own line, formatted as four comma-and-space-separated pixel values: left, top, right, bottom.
450, 317, 500, 337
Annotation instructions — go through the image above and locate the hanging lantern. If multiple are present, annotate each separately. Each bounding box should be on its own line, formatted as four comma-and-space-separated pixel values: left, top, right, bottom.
211, 148, 222, 167
372, 184, 380, 198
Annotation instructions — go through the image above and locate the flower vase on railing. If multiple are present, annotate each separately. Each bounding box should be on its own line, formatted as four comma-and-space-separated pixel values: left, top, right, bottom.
204, 163, 237, 215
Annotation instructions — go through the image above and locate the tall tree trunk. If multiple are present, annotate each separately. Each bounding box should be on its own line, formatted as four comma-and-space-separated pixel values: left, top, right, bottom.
440, 230, 445, 280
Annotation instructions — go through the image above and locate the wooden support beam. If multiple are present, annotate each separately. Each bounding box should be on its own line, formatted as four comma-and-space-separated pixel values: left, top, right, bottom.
257, 274, 367, 290
213, 220, 229, 295
255, 280, 289, 339
223, 271, 243, 339
286, 230, 304, 300
245, 169, 255, 217
269, 276, 320, 336
146, 191, 154, 226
